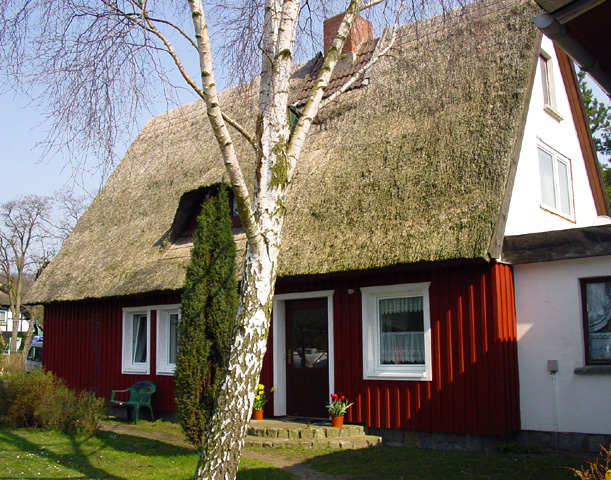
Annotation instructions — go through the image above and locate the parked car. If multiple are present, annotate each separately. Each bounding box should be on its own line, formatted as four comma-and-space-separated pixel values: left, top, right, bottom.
25, 338, 43, 372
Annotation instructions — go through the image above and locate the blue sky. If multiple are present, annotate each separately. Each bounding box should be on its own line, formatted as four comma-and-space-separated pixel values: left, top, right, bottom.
0, 90, 105, 203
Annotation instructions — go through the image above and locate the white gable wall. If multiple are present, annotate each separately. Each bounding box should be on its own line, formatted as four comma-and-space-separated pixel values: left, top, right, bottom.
505, 36, 599, 236
514, 255, 611, 435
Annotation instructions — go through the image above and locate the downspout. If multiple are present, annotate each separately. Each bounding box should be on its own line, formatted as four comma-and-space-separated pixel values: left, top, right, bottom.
532, 13, 611, 96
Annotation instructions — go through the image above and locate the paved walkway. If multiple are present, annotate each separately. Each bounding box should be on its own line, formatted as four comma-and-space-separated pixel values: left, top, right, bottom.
99, 422, 345, 480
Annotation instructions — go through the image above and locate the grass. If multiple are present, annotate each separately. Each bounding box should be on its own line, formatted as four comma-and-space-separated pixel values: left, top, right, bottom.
0, 421, 591, 480
300, 446, 585, 480
0, 426, 292, 479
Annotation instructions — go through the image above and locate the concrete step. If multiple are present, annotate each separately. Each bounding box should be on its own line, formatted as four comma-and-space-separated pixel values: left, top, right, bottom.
245, 434, 382, 449
246, 418, 382, 449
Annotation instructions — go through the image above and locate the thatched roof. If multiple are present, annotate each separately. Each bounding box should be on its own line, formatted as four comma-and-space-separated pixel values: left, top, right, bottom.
27, 0, 542, 304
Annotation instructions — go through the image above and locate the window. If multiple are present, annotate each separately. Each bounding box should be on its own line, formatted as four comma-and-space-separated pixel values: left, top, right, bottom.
539, 51, 563, 121
580, 277, 611, 365
361, 282, 432, 380
157, 306, 180, 375
0, 310, 6, 326
122, 308, 150, 374
538, 145, 574, 219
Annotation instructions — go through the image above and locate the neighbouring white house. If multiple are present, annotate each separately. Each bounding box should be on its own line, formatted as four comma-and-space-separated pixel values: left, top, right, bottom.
503, 226, 611, 451
0, 292, 30, 352
499, 26, 611, 453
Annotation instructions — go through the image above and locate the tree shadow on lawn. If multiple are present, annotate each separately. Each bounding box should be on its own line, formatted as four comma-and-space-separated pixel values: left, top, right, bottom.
95, 429, 195, 457
301, 446, 584, 480
0, 429, 126, 480
96, 430, 292, 480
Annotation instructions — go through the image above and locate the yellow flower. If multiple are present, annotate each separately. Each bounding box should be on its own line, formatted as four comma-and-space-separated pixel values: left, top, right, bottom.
255, 396, 260, 400
257, 384, 265, 390
270, 387, 274, 392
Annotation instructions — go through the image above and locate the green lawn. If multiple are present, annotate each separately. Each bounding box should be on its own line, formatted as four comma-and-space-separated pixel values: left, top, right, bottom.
0, 427, 292, 480
0, 423, 591, 480
302, 446, 585, 480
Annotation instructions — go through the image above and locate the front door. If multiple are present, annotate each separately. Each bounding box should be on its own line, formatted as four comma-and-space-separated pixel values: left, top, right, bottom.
285, 298, 329, 418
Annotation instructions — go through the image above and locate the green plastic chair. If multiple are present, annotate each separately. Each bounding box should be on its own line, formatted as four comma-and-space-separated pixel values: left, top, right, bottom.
109, 381, 156, 424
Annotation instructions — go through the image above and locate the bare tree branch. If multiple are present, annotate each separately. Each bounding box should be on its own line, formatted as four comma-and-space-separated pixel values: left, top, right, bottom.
0, 195, 51, 354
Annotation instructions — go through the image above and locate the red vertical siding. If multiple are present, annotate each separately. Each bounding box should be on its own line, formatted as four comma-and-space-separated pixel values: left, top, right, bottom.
44, 261, 519, 436
274, 261, 520, 436
44, 292, 181, 412
259, 325, 274, 417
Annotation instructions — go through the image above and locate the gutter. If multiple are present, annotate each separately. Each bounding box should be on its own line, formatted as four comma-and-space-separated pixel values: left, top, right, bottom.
532, 13, 611, 95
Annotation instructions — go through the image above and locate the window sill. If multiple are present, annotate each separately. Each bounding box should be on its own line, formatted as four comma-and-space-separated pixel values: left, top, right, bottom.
543, 105, 564, 122
539, 204, 575, 223
122, 366, 150, 375
364, 370, 430, 381
574, 366, 611, 375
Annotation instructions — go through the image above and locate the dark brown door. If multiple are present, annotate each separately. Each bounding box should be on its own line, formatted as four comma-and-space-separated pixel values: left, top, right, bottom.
285, 298, 329, 418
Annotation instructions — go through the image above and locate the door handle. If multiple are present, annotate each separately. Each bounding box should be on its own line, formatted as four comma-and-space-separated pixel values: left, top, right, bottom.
287, 349, 292, 366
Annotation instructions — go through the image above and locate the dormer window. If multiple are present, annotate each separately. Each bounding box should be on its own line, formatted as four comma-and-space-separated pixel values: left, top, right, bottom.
169, 184, 241, 242
539, 51, 563, 121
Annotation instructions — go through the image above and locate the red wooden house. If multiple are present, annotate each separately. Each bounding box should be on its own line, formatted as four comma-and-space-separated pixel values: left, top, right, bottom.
27, 0, 609, 447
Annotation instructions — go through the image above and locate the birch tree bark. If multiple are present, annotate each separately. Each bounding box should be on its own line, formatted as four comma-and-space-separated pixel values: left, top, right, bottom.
189, 1, 392, 478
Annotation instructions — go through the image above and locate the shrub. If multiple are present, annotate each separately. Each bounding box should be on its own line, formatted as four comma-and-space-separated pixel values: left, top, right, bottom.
572, 446, 611, 480
0, 366, 105, 436
175, 185, 237, 448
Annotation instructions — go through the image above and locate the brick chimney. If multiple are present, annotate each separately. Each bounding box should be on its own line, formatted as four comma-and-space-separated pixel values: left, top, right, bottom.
323, 14, 373, 56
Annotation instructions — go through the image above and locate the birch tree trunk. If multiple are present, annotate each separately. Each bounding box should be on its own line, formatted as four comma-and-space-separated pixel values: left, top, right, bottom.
188, 0, 391, 477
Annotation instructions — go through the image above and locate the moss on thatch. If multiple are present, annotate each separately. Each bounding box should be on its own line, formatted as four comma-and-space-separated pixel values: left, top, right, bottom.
27, 0, 541, 304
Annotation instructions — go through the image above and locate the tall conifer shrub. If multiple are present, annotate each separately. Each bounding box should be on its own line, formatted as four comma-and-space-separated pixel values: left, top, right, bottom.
175, 186, 237, 448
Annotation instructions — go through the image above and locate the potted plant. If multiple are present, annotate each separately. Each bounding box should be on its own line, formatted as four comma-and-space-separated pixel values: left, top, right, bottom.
326, 393, 353, 427
252, 383, 273, 420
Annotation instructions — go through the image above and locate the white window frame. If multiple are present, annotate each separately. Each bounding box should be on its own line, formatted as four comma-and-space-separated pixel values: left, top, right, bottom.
361, 282, 432, 381
122, 307, 151, 374
539, 50, 563, 121
156, 305, 181, 375
537, 142, 575, 220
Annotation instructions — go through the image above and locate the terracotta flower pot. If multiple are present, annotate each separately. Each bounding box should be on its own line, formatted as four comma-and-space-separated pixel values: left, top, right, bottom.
331, 415, 344, 428
252, 409, 264, 420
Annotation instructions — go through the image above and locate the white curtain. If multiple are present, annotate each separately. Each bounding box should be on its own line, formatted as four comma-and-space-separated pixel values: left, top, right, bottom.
379, 297, 422, 314
379, 297, 424, 364
381, 332, 424, 364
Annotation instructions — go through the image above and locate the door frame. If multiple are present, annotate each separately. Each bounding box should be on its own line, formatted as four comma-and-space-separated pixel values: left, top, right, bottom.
272, 290, 334, 416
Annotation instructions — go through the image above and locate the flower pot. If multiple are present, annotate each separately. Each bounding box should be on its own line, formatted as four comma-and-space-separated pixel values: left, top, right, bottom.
331, 415, 344, 428
252, 409, 264, 420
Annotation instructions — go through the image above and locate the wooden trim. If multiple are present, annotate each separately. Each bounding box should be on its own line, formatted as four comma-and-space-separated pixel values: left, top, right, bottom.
555, 45, 610, 216
489, 34, 543, 260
